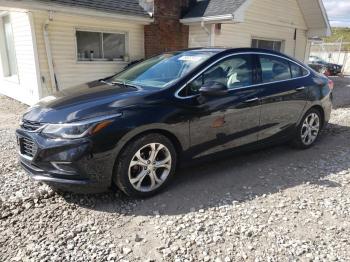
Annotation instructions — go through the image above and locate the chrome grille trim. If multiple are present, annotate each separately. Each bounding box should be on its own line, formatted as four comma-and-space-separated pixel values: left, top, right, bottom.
20, 120, 46, 132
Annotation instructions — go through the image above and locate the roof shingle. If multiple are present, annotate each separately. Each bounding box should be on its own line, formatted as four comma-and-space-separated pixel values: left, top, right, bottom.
183, 0, 247, 19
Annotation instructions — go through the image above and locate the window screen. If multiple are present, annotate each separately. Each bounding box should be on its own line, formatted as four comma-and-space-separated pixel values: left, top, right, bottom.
76, 30, 126, 61
252, 39, 283, 52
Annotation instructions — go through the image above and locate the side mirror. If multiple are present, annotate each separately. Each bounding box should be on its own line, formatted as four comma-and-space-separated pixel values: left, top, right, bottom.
199, 81, 228, 96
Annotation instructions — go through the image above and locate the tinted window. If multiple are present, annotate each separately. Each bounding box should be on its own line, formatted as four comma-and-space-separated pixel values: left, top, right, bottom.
259, 55, 291, 83
301, 67, 309, 76
290, 62, 302, 78
183, 55, 253, 96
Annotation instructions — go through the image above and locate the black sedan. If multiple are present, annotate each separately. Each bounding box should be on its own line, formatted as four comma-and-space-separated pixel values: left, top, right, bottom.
17, 48, 333, 197
309, 55, 342, 76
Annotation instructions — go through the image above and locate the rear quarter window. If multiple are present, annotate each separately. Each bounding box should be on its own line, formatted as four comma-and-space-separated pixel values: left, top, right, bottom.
290, 62, 309, 78
259, 55, 292, 83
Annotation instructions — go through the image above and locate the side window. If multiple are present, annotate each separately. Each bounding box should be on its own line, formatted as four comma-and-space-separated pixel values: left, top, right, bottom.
259, 55, 291, 83
184, 55, 253, 96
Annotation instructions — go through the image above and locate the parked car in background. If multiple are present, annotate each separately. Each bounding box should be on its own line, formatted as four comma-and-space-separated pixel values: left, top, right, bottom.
16, 48, 333, 198
308, 55, 342, 76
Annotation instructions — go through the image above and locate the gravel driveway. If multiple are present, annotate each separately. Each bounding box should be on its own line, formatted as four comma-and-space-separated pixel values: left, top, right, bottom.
1, 77, 350, 261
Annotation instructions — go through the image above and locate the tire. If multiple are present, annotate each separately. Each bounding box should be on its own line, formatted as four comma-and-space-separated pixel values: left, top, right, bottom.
113, 133, 177, 198
291, 108, 322, 149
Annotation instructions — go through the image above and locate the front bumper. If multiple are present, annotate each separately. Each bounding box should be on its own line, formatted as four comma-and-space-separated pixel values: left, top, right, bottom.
16, 129, 115, 193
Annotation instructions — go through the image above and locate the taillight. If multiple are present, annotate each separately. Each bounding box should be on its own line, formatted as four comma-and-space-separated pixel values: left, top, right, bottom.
328, 79, 334, 90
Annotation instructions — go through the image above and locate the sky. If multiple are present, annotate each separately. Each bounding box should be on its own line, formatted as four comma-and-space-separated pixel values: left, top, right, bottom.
323, 0, 350, 27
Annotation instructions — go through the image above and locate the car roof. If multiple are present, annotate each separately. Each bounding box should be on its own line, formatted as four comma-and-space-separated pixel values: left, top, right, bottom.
181, 47, 293, 58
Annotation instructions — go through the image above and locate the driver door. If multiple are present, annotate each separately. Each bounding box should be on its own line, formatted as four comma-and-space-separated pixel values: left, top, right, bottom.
185, 54, 262, 158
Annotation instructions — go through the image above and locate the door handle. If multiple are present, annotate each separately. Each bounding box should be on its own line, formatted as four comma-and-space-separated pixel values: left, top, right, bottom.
243, 97, 259, 103
295, 86, 306, 91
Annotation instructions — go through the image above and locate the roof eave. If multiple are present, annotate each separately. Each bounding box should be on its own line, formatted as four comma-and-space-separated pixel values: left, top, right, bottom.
0, 0, 154, 24
316, 0, 332, 37
298, 0, 331, 38
180, 14, 234, 24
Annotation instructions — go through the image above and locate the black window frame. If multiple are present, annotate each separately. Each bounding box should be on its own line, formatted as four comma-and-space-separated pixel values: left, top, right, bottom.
176, 52, 311, 99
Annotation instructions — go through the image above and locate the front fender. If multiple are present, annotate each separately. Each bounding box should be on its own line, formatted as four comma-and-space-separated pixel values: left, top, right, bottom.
110, 122, 190, 163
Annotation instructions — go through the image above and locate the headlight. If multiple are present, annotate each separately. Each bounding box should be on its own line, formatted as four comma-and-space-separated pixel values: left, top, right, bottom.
41, 113, 122, 139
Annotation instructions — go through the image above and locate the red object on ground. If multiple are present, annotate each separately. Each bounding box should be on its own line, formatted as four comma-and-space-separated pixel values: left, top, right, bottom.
328, 79, 334, 90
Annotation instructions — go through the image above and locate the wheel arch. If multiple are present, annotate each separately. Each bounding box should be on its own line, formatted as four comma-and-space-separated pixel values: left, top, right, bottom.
298, 104, 326, 128
309, 105, 326, 127
110, 127, 185, 187
123, 129, 184, 156
112, 124, 187, 165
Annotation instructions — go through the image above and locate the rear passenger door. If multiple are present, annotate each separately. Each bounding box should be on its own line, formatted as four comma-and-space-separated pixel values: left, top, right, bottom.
257, 54, 309, 141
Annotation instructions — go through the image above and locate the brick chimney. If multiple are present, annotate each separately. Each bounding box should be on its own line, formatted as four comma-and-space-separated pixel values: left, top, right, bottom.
144, 0, 194, 57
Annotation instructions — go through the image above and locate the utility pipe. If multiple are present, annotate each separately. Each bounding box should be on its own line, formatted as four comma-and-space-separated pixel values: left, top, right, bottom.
43, 11, 58, 92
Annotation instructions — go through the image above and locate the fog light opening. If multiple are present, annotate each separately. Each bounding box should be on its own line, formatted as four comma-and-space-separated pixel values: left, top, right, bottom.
51, 162, 76, 173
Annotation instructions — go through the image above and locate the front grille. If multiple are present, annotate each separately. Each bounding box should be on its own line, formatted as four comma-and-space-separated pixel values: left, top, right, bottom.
21, 120, 44, 131
20, 137, 38, 158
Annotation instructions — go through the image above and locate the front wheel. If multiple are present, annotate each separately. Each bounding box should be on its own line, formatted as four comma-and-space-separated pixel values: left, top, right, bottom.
114, 134, 177, 198
291, 108, 322, 149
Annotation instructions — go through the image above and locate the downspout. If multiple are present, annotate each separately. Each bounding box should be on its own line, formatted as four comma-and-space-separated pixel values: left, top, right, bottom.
293, 28, 297, 58
201, 21, 211, 47
43, 11, 59, 92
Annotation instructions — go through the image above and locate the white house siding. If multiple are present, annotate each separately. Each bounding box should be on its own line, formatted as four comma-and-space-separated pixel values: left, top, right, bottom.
189, 0, 309, 62
31, 10, 145, 97
0, 11, 40, 105
189, 24, 210, 48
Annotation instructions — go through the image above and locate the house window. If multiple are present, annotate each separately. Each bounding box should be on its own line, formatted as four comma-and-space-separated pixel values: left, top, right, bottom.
0, 14, 18, 77
76, 30, 127, 61
252, 39, 283, 52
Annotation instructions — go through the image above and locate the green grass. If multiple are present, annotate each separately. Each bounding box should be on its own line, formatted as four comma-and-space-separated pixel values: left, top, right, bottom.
324, 28, 350, 51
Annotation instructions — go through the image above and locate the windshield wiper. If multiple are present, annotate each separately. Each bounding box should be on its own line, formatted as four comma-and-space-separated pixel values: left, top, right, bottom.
99, 79, 114, 86
100, 79, 140, 89
112, 80, 140, 90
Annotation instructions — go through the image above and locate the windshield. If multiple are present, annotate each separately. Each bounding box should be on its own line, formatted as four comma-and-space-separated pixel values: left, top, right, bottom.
111, 50, 218, 88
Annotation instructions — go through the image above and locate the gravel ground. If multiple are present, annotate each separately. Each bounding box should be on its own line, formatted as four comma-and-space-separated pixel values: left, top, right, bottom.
1, 78, 350, 261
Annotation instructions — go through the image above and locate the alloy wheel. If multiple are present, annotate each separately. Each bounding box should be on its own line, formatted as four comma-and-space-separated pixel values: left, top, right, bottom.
128, 143, 172, 192
300, 113, 320, 146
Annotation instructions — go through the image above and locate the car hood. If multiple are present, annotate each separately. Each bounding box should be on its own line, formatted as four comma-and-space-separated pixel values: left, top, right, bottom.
23, 80, 152, 124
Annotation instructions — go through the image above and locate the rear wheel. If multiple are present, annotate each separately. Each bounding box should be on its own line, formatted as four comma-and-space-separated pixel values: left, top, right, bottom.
291, 108, 322, 149
114, 134, 177, 198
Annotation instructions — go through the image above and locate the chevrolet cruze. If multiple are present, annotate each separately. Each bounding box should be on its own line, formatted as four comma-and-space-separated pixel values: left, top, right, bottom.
16, 48, 333, 197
